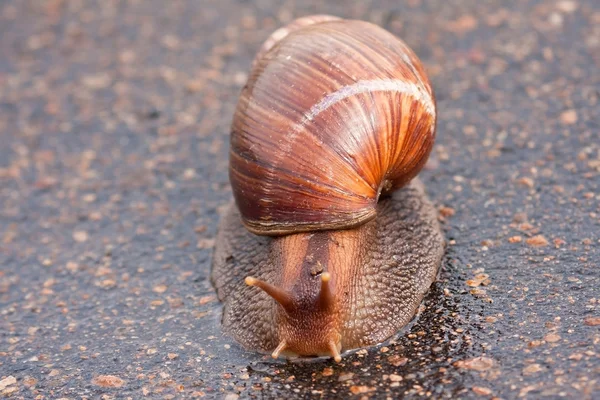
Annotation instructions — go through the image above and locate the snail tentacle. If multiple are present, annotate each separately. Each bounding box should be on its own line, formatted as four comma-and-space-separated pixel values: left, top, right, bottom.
271, 340, 287, 359
245, 276, 295, 313
329, 341, 342, 363
317, 272, 334, 311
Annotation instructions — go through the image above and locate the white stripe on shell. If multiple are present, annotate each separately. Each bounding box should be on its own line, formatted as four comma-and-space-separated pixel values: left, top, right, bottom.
297, 79, 435, 128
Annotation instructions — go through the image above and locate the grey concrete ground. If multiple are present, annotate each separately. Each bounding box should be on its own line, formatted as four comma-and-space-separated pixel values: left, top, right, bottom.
0, 0, 598, 399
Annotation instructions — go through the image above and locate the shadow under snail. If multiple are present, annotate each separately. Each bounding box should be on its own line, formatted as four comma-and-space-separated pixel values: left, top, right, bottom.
211, 15, 444, 362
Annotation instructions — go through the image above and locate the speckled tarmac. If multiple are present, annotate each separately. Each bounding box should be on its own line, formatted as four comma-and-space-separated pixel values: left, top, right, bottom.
0, 1, 599, 399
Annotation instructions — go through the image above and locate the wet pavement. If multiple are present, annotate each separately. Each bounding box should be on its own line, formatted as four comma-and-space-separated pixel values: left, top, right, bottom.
0, 0, 599, 399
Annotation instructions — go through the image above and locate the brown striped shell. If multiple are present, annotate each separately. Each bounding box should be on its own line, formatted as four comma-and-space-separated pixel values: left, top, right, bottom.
230, 15, 436, 236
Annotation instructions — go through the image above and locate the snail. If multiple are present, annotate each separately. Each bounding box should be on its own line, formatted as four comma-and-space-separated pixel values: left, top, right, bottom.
211, 15, 444, 362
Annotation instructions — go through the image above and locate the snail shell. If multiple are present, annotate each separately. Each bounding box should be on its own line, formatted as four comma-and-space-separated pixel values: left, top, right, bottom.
212, 16, 443, 362
230, 15, 436, 235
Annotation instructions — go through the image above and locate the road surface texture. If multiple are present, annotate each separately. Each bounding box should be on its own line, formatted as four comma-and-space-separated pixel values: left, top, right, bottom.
1, 0, 599, 399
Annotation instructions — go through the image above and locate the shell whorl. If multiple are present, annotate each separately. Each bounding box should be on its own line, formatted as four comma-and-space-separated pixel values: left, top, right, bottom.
230, 16, 436, 236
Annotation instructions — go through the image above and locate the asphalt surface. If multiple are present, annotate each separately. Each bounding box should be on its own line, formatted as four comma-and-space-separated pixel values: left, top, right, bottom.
1, 0, 599, 399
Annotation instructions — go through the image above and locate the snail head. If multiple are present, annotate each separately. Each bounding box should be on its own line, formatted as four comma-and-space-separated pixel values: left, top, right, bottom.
245, 272, 342, 362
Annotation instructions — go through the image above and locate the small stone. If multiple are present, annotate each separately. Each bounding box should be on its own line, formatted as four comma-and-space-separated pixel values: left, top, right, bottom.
66, 261, 79, 272
389, 374, 403, 382
0, 376, 16, 391
73, 231, 89, 242
83, 193, 96, 203
523, 363, 543, 375
183, 169, 196, 180
91, 375, 125, 388
349, 385, 373, 394
439, 206, 455, 217
526, 235, 549, 247
153, 284, 168, 294
509, 236, 522, 243
544, 333, 561, 343
480, 239, 494, 247
322, 367, 334, 377
447, 15, 478, 34
167, 353, 178, 360
560, 109, 577, 125
233, 72, 248, 86
513, 212, 528, 223
34, 176, 58, 189
569, 353, 583, 361
388, 355, 408, 367
199, 296, 215, 305
82, 73, 111, 89
119, 50, 136, 63
161, 34, 180, 50
472, 386, 492, 396
338, 372, 354, 382
1, 386, 17, 395
454, 356, 494, 371
98, 279, 116, 289
557, 1, 578, 13
197, 238, 215, 249
43, 278, 56, 288
520, 222, 534, 231
517, 177, 534, 188
22, 377, 37, 387
186, 79, 205, 93
584, 316, 600, 326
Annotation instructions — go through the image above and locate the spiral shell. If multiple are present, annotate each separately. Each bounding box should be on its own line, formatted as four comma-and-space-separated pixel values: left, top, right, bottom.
230, 16, 436, 235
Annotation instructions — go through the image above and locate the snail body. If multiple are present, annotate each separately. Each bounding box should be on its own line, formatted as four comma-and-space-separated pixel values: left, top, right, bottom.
211, 16, 444, 361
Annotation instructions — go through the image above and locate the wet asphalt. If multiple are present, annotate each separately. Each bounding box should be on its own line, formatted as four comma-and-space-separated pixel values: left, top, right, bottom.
0, 0, 599, 399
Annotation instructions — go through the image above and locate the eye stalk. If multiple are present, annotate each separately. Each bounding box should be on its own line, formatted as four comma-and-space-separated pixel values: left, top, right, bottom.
317, 272, 334, 311
244, 276, 295, 313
